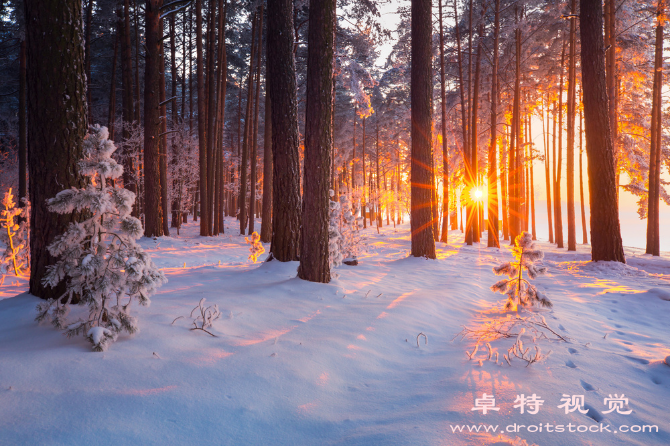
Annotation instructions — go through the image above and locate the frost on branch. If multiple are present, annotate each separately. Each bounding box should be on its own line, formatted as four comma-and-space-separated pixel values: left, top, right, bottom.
245, 231, 265, 263
0, 188, 29, 276
491, 232, 551, 311
36, 125, 167, 352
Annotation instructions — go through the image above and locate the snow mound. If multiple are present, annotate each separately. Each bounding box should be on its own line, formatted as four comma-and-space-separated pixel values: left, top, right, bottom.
644, 287, 670, 301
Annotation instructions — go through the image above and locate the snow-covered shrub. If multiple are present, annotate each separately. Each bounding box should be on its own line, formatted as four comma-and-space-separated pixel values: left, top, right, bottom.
456, 313, 567, 367
328, 190, 343, 269
36, 125, 166, 352
245, 231, 265, 263
0, 188, 29, 276
339, 191, 366, 264
491, 232, 551, 311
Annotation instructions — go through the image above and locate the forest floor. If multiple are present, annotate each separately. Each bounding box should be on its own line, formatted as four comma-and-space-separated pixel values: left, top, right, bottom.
0, 218, 669, 446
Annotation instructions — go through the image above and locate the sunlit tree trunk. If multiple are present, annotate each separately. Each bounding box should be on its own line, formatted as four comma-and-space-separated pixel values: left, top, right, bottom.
196, 0, 209, 235
486, 0, 500, 248
410, 0, 436, 258
267, 0, 301, 261
143, 0, 164, 238
566, 0, 577, 251
580, 0, 625, 263
579, 96, 588, 244
646, 0, 664, 256
261, 92, 273, 243
542, 96, 553, 243
159, 20, 170, 236
25, 0, 88, 298
554, 38, 566, 248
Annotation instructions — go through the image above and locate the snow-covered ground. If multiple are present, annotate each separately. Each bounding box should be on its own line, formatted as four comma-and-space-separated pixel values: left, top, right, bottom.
1, 218, 669, 445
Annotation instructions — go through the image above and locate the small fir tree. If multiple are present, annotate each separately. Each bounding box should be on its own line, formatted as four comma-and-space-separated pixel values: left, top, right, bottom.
339, 191, 365, 264
328, 190, 343, 269
0, 188, 29, 276
491, 232, 552, 310
36, 125, 166, 352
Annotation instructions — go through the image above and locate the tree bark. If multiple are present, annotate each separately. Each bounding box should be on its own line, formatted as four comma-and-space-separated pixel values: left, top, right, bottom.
107, 32, 119, 142
646, 0, 664, 256
580, 0, 625, 263
249, 7, 264, 235
260, 92, 273, 243
486, 0, 500, 248
410, 0, 436, 258
579, 97, 587, 244
239, 12, 258, 235
18, 40, 27, 210
25, 0, 88, 298
298, 0, 334, 282
542, 96, 554, 243
119, 2, 137, 214
438, 0, 449, 243
84, 0, 93, 125
143, 0, 164, 238
267, 0, 301, 261
566, 3, 577, 251
159, 20, 170, 237
196, 0, 209, 235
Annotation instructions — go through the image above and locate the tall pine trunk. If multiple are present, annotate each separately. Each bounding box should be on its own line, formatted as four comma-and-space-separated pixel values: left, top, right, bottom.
298, 0, 334, 282
566, 2, 577, 251
410, 0, 436, 258
646, 0, 664, 256
487, 0, 500, 248
260, 92, 273, 243
143, 0, 164, 238
267, 0, 301, 261
196, 0, 209, 235
25, 0, 88, 298
580, 0, 625, 263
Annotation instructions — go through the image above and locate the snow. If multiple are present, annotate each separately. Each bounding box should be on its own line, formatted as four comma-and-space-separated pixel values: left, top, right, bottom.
0, 218, 669, 445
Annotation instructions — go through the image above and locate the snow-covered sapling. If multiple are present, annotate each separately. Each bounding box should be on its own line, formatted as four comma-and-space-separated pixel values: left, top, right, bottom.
328, 190, 343, 269
0, 188, 29, 276
491, 232, 551, 310
36, 125, 167, 352
245, 231, 265, 263
339, 191, 365, 265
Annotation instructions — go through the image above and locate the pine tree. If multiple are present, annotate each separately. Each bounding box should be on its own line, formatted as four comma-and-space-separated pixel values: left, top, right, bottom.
36, 126, 166, 352
491, 232, 552, 311
0, 189, 29, 276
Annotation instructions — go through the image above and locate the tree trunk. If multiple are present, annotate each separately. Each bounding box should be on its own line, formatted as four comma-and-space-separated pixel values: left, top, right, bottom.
196, 0, 209, 235
298, 0, 334, 282
206, 0, 218, 234
542, 97, 554, 243
566, 0, 577, 251
119, 2, 137, 214
107, 33, 119, 142
486, 0, 500, 248
18, 40, 27, 210
470, 13, 483, 244
84, 0, 93, 125
579, 97, 587, 244
249, 8, 264, 235
260, 92, 273, 243
239, 11, 258, 235
25, 0, 88, 298
646, 0, 664, 256
267, 0, 301, 261
508, 19, 522, 243
580, 0, 625, 263
438, 0, 449, 243
143, 0, 164, 238
555, 39, 566, 248
159, 21, 170, 237
410, 0, 436, 258
134, 1, 141, 123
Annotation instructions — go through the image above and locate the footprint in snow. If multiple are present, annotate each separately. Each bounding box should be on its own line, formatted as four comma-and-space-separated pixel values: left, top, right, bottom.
623, 355, 650, 365
580, 379, 595, 391
650, 375, 662, 385
568, 348, 578, 355
614, 324, 624, 328
583, 403, 604, 422
611, 309, 618, 313
558, 324, 566, 331
565, 360, 577, 368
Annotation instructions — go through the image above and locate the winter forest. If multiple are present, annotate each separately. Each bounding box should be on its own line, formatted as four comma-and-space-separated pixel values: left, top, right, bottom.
0, 0, 669, 444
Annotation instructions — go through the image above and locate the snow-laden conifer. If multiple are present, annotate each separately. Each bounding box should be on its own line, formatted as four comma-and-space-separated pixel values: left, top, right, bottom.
328, 190, 343, 269
36, 125, 166, 352
339, 191, 366, 264
0, 188, 29, 276
491, 232, 551, 310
